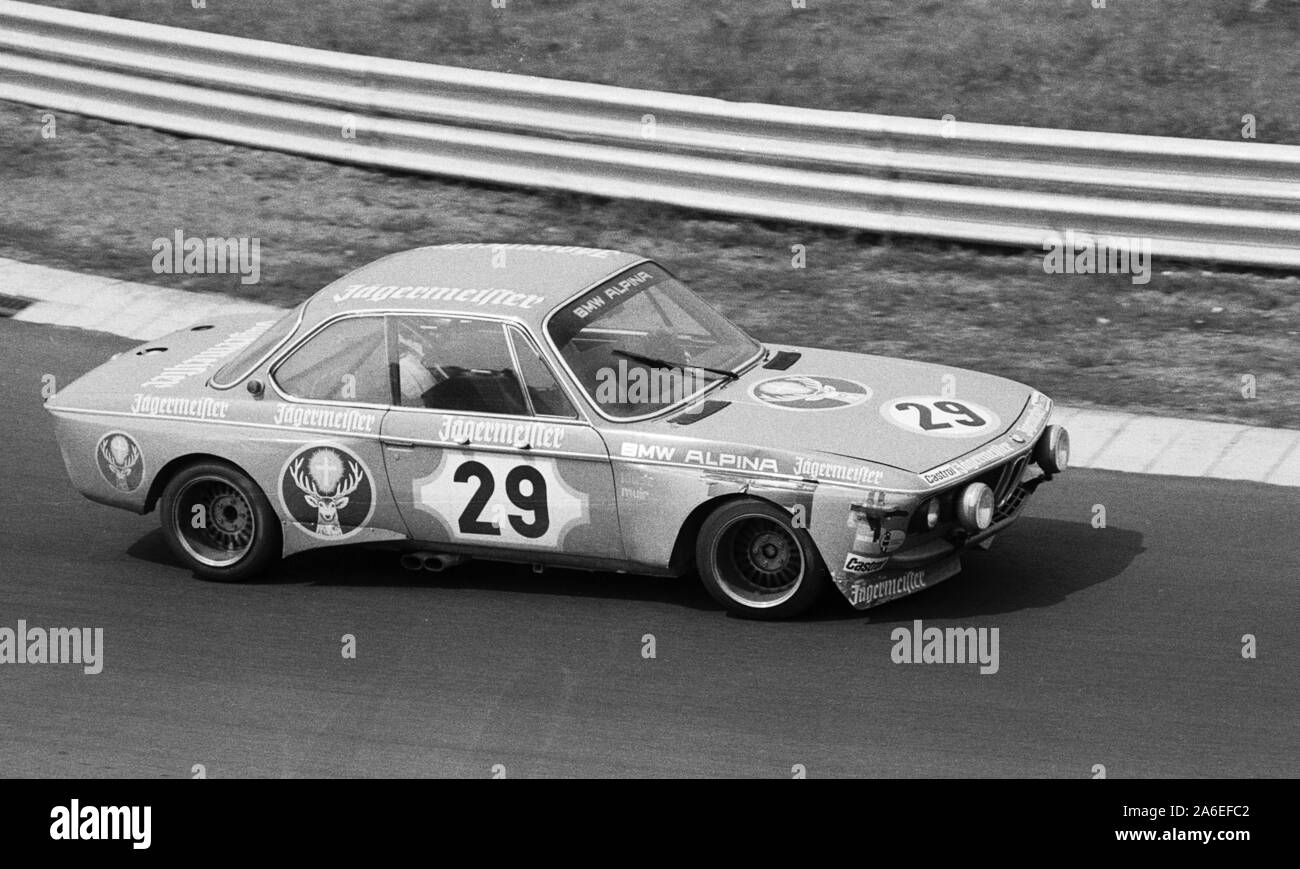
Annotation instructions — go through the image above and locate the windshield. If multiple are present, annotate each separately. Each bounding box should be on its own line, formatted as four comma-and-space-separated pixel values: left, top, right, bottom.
546, 263, 760, 419
211, 302, 305, 388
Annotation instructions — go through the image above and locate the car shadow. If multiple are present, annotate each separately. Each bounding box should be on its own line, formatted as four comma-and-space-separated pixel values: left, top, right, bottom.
127, 515, 1141, 620
126, 528, 718, 612
807, 516, 1146, 623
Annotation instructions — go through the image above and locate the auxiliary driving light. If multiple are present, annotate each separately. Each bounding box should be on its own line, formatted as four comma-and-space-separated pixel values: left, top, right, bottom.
956, 483, 995, 532
1035, 424, 1070, 475
925, 498, 941, 529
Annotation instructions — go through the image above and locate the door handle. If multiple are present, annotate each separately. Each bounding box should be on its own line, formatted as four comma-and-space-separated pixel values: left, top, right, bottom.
385, 439, 415, 449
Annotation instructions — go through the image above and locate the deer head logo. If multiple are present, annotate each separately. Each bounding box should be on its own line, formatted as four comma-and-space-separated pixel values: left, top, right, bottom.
96, 432, 143, 491
289, 448, 363, 537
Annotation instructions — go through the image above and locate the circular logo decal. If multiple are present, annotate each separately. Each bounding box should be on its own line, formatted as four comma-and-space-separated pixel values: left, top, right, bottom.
881, 396, 1001, 438
95, 431, 145, 492
278, 444, 376, 540
749, 375, 872, 411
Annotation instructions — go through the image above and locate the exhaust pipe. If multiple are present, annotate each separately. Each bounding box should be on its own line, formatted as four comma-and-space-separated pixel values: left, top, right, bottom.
400, 552, 468, 572
422, 553, 467, 572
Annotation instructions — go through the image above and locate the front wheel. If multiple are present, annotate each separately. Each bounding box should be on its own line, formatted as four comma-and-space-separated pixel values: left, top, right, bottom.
159, 460, 281, 582
695, 499, 826, 619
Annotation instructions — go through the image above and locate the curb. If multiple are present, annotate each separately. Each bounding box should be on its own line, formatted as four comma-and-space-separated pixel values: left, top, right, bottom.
1052, 406, 1299, 487
0, 257, 279, 339
4, 257, 1297, 487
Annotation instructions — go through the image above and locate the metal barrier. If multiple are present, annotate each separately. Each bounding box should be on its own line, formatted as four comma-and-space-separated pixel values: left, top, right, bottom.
2, 0, 1298, 267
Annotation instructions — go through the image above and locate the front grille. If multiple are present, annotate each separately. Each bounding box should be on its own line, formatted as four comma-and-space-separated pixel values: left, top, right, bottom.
911, 451, 1034, 532
963, 452, 1032, 509
993, 484, 1030, 523
992, 454, 1030, 507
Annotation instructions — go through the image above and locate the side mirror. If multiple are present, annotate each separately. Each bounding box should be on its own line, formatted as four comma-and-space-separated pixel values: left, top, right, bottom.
246, 378, 265, 398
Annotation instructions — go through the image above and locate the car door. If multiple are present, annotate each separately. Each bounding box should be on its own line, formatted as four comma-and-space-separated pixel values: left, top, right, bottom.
266, 313, 409, 554
379, 314, 625, 564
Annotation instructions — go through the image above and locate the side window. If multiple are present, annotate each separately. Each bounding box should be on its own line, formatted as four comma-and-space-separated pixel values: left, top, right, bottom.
274, 316, 390, 404
509, 327, 578, 419
392, 316, 529, 415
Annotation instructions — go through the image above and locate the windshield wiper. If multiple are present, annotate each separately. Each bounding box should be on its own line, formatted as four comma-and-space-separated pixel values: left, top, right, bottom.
611, 349, 738, 380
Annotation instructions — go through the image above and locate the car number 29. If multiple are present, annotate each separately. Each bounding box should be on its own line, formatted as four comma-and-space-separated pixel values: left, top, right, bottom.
881, 395, 1000, 438
414, 453, 587, 549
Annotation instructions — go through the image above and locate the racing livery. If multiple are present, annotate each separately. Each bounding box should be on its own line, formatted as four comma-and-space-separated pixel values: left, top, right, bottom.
46, 243, 1070, 618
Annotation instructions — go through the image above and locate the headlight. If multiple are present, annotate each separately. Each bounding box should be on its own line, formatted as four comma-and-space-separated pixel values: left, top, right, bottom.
925, 498, 941, 529
1034, 424, 1070, 474
956, 483, 995, 532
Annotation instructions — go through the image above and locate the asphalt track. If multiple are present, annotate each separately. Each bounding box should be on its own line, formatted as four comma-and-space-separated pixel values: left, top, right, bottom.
1, 318, 1295, 778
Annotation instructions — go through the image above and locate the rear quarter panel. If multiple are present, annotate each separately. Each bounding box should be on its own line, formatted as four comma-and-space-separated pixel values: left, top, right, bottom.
48, 396, 410, 559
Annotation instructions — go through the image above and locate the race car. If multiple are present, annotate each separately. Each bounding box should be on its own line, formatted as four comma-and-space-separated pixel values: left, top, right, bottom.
46, 243, 1069, 619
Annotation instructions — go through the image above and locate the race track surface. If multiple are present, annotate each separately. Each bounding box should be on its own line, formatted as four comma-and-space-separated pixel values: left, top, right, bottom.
1, 319, 1295, 777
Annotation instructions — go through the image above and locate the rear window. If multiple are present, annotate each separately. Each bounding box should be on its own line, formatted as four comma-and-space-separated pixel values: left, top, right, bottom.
211, 302, 305, 388
273, 316, 390, 405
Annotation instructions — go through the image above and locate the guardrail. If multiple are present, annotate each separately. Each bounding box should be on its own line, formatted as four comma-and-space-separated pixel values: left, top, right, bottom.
2, 0, 1299, 268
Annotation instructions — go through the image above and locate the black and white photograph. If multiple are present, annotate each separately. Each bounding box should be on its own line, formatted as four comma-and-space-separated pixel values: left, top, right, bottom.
0, 0, 1294, 845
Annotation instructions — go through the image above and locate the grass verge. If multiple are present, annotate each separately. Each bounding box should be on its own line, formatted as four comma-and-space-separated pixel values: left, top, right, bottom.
2, 102, 1296, 428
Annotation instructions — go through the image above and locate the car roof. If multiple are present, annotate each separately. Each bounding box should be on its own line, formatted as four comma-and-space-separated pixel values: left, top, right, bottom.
303, 243, 645, 330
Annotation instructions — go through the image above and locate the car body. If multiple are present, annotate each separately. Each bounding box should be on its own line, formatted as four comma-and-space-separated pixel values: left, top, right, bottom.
46, 243, 1069, 618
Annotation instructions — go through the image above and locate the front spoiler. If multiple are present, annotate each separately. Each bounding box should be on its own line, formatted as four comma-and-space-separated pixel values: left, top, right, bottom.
831, 475, 1050, 610
836, 555, 963, 610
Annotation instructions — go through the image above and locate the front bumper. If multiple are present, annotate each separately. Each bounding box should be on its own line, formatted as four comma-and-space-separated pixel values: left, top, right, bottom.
830, 465, 1051, 611
837, 555, 963, 610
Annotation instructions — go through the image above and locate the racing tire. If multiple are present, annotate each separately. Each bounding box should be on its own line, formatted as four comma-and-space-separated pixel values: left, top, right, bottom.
159, 460, 281, 582
695, 499, 826, 619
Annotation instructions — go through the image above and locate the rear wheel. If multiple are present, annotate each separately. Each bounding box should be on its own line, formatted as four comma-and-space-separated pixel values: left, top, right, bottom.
695, 499, 826, 619
159, 461, 281, 582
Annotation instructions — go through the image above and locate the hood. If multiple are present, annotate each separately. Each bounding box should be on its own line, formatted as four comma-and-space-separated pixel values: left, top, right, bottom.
46, 313, 284, 412
672, 345, 1038, 474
